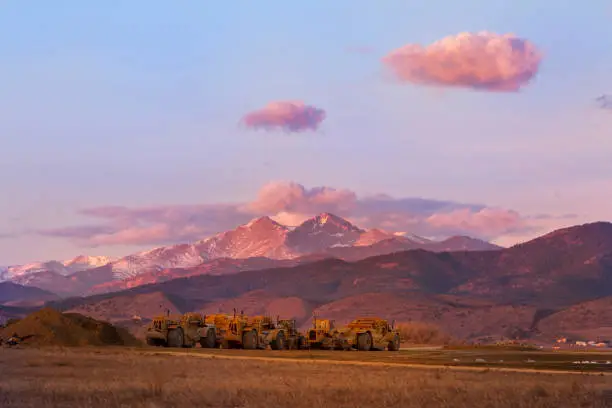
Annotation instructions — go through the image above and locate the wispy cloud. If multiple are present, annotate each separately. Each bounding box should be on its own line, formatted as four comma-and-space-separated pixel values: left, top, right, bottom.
35, 181, 570, 247
241, 101, 326, 133
596, 94, 612, 110
382, 31, 542, 92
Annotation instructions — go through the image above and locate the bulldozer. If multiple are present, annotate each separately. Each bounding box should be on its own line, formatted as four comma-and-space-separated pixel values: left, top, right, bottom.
205, 310, 259, 349
303, 315, 350, 350
145, 311, 216, 348
337, 317, 400, 351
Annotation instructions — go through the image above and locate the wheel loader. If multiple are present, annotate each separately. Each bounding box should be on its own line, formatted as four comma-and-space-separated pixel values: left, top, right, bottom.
303, 316, 350, 350
337, 317, 400, 351
205, 310, 259, 349
145, 312, 216, 348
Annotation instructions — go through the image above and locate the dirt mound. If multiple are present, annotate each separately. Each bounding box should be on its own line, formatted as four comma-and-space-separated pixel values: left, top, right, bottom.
0, 307, 141, 347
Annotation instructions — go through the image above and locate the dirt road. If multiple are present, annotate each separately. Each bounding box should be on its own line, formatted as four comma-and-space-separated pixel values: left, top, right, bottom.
144, 349, 612, 376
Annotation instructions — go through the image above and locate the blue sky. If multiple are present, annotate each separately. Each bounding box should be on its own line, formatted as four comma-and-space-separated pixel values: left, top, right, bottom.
1, 1, 611, 264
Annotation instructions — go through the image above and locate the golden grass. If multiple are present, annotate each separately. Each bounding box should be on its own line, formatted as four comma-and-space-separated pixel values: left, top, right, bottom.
1, 347, 611, 407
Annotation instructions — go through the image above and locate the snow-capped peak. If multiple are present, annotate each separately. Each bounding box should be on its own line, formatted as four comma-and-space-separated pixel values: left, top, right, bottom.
394, 232, 432, 244
305, 213, 362, 233
244, 216, 284, 229
318, 213, 330, 225
62, 255, 115, 268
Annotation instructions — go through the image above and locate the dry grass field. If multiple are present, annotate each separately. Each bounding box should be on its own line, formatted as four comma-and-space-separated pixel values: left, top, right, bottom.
1, 347, 612, 407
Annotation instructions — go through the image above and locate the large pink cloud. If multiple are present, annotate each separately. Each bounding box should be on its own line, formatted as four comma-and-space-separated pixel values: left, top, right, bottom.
36, 181, 570, 247
382, 31, 542, 92
242, 101, 326, 132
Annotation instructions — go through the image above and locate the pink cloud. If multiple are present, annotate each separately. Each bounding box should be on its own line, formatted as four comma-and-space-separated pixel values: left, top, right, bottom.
37, 181, 568, 247
425, 208, 524, 237
242, 101, 326, 133
270, 212, 312, 227
382, 31, 542, 91
244, 181, 357, 214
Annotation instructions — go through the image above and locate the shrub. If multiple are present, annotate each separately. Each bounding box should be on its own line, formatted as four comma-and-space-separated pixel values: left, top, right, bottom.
395, 321, 453, 345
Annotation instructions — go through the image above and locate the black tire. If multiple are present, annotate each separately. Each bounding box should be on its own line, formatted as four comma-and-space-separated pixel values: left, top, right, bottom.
388, 334, 400, 351
242, 330, 257, 350
271, 331, 285, 350
357, 332, 372, 351
167, 328, 184, 348
300, 336, 308, 350
200, 328, 216, 349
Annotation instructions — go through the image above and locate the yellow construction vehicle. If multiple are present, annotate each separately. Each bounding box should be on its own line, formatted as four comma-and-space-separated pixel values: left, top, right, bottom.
248, 315, 287, 350
338, 317, 400, 351
145, 311, 216, 348
276, 318, 306, 350
304, 315, 350, 350
205, 309, 258, 349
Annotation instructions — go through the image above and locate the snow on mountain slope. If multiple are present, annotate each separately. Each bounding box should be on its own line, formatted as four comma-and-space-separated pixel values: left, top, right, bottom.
0, 255, 114, 282
111, 244, 205, 280
63, 255, 114, 272
198, 216, 294, 259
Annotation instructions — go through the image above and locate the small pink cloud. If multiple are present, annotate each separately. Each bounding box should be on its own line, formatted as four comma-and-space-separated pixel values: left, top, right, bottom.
382, 31, 542, 92
242, 101, 326, 133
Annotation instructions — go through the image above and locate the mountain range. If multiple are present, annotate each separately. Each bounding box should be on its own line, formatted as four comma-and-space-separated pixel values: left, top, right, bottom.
3, 220, 612, 343
0, 213, 500, 296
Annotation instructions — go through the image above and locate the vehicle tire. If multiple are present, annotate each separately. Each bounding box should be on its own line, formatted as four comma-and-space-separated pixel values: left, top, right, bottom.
300, 336, 308, 350
200, 328, 216, 349
167, 328, 184, 348
242, 330, 257, 350
357, 332, 372, 351
271, 331, 285, 350
388, 334, 400, 351
146, 338, 160, 347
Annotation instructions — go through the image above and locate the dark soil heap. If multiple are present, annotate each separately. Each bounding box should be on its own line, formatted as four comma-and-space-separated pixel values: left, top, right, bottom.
0, 307, 141, 347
